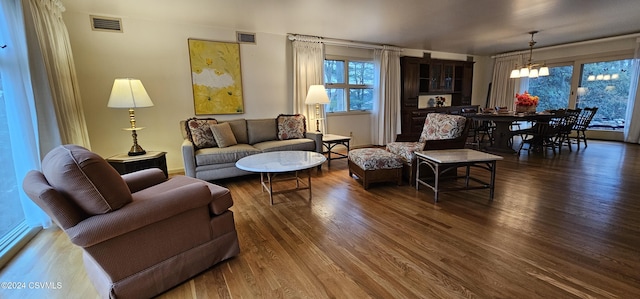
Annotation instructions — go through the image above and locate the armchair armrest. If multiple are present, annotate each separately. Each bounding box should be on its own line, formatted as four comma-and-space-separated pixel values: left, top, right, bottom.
122, 168, 167, 193
181, 139, 197, 177
66, 182, 212, 247
305, 131, 323, 153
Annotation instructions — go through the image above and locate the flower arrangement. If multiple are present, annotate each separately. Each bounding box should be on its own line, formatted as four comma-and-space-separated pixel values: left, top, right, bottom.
515, 91, 539, 107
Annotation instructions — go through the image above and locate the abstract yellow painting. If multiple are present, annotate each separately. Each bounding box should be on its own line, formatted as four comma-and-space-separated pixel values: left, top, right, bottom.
188, 39, 244, 115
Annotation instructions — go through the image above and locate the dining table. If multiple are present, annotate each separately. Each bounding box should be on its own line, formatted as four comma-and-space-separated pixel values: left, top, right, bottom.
470, 112, 556, 154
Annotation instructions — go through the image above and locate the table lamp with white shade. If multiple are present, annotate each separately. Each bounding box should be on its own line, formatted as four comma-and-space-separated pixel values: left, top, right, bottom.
107, 78, 154, 156
304, 85, 330, 132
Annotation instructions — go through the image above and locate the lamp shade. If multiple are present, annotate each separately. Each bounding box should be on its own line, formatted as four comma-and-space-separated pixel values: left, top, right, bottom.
538, 66, 550, 76
304, 85, 330, 105
107, 78, 154, 108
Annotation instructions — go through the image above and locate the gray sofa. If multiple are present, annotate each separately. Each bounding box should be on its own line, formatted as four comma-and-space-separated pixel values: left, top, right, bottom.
181, 117, 323, 181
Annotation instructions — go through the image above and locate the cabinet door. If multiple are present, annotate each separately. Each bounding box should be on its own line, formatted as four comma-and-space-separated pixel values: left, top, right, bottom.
430, 63, 442, 91
461, 63, 474, 105
430, 62, 455, 92
443, 64, 454, 91
401, 58, 420, 108
419, 63, 430, 93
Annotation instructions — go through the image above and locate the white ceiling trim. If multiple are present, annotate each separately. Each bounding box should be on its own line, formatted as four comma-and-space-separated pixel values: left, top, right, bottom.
493, 33, 640, 58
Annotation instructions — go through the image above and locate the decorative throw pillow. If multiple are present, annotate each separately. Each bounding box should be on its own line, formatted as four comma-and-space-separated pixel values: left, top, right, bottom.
210, 122, 238, 148
185, 117, 218, 149
276, 114, 306, 140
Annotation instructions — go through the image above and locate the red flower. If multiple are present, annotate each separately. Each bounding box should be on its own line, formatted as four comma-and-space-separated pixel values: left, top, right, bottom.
515, 91, 539, 106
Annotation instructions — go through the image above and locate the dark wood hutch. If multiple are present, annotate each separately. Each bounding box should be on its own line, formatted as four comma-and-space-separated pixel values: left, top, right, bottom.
397, 54, 476, 141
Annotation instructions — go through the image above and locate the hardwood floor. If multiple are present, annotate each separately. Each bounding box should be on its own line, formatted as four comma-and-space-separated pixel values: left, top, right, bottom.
1, 140, 639, 298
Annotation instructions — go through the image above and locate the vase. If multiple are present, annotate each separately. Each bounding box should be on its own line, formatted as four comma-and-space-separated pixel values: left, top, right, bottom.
516, 105, 537, 113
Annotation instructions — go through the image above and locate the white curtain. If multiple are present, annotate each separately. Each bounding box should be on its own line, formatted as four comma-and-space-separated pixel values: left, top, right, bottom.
291, 36, 326, 132
372, 46, 401, 145
25, 0, 91, 148
624, 38, 640, 143
0, 0, 50, 227
489, 54, 524, 109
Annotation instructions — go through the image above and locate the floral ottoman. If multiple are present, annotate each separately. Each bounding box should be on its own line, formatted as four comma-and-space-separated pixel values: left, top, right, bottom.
348, 148, 403, 189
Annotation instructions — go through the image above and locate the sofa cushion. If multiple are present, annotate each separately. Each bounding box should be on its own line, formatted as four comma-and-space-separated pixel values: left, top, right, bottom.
419, 113, 466, 142
211, 122, 238, 148
41, 144, 132, 215
221, 119, 248, 144
247, 118, 277, 144
386, 142, 425, 165
195, 144, 261, 165
349, 148, 403, 171
253, 138, 315, 152
185, 118, 218, 149
276, 114, 306, 140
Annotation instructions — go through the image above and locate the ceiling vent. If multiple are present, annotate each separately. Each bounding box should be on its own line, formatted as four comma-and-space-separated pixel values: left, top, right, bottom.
237, 32, 256, 44
90, 15, 123, 33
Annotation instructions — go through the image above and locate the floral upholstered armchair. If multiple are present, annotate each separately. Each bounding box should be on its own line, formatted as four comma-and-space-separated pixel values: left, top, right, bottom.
386, 113, 469, 184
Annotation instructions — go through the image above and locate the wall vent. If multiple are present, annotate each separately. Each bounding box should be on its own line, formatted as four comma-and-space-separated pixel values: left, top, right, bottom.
237, 32, 256, 44
90, 15, 123, 33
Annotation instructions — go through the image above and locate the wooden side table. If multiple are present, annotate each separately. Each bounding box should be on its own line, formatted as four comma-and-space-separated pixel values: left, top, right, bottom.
107, 151, 168, 178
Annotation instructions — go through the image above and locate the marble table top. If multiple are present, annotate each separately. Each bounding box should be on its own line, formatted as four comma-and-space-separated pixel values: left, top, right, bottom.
415, 149, 503, 164
236, 151, 326, 173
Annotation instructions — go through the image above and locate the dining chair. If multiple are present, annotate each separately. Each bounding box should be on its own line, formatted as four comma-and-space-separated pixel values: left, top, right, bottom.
517, 120, 558, 155
571, 107, 598, 149
555, 108, 582, 152
518, 110, 565, 155
460, 107, 493, 149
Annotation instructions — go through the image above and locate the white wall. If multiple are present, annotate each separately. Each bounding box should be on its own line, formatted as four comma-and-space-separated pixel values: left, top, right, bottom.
63, 11, 494, 173
64, 12, 292, 173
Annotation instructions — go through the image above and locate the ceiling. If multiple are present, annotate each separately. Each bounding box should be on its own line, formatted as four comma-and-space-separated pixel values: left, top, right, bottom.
61, 0, 640, 56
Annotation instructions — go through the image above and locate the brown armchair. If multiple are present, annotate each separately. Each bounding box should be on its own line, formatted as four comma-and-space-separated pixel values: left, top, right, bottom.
386, 113, 469, 184
22, 145, 240, 299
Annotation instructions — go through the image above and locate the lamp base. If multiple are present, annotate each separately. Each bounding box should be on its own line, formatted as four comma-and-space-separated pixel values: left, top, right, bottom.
128, 146, 146, 156
127, 128, 146, 156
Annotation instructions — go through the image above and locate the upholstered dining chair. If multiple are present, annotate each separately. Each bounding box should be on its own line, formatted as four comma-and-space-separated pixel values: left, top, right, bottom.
22, 144, 240, 299
386, 113, 469, 184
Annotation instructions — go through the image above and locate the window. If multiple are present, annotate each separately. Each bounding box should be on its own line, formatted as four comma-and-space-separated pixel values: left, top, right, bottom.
577, 58, 633, 130
0, 2, 47, 266
520, 55, 634, 135
527, 65, 574, 112
324, 59, 374, 112
0, 73, 25, 241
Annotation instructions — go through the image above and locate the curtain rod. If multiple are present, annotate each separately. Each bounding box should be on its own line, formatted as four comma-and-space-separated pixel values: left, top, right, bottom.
287, 34, 402, 51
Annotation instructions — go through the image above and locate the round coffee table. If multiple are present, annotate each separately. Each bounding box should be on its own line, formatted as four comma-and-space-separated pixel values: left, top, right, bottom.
236, 151, 326, 205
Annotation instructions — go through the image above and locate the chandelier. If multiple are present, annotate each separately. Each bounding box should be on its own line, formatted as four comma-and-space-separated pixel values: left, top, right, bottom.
510, 31, 550, 79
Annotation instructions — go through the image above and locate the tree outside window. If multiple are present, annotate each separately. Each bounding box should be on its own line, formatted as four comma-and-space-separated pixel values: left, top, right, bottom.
324, 59, 374, 112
